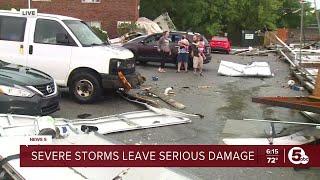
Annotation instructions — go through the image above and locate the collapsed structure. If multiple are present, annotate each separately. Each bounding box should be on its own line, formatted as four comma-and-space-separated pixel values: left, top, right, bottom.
0, 107, 195, 179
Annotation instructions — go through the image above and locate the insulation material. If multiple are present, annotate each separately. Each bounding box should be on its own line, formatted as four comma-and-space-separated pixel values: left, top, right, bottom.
136, 17, 163, 35
153, 12, 176, 31
218, 60, 273, 77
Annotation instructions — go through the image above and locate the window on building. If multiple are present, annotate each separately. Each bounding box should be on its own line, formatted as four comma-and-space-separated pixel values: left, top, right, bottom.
34, 19, 75, 46
81, 0, 101, 3
86, 21, 101, 29
0, 16, 26, 42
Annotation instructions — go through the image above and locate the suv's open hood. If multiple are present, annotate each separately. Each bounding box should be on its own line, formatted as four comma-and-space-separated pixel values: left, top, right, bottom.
0, 61, 53, 86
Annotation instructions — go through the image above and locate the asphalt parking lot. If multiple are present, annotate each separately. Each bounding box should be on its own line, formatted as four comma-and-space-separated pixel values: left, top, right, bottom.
52, 53, 320, 180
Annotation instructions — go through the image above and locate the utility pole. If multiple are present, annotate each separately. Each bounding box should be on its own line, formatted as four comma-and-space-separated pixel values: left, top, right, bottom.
314, 0, 320, 36
299, 1, 305, 62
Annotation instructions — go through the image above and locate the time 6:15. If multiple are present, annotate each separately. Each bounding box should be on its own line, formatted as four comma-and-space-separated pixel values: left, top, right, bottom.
266, 149, 279, 155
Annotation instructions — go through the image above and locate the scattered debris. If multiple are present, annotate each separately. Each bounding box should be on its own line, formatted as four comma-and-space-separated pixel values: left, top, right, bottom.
152, 76, 159, 81
77, 113, 92, 119
232, 47, 251, 55
291, 84, 305, 91
252, 96, 320, 114
0, 109, 192, 136
153, 12, 176, 32
287, 80, 295, 86
147, 90, 185, 110
0, 114, 192, 180
301, 111, 320, 124
198, 86, 211, 89
222, 118, 320, 145
118, 89, 203, 118
119, 94, 201, 118
136, 17, 163, 35
118, 71, 132, 91
164, 87, 174, 95
232, 46, 277, 56
141, 86, 152, 91
218, 60, 273, 77
287, 80, 304, 91
223, 132, 316, 145
117, 90, 160, 108
109, 32, 145, 46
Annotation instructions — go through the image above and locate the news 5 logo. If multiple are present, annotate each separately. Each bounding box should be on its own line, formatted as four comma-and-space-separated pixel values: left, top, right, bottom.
288, 147, 309, 165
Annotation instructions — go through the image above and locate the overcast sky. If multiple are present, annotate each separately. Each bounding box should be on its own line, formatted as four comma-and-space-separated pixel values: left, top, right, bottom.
307, 0, 320, 9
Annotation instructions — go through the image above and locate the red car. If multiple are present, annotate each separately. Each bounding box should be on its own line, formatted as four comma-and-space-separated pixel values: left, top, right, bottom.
210, 36, 231, 54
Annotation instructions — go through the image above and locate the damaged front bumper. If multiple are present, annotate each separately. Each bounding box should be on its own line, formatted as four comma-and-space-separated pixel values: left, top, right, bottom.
100, 72, 145, 89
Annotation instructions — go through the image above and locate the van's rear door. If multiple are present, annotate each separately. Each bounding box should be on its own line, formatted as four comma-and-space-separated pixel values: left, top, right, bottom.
0, 15, 29, 66
26, 17, 75, 86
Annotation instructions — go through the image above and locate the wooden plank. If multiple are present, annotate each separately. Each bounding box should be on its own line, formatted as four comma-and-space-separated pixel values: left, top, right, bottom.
147, 89, 186, 110
313, 68, 320, 97
299, 62, 320, 68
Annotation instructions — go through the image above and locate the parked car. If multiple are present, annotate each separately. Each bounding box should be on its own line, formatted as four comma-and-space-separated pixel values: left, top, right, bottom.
0, 10, 141, 104
123, 31, 212, 67
210, 36, 231, 54
109, 32, 145, 46
0, 60, 59, 115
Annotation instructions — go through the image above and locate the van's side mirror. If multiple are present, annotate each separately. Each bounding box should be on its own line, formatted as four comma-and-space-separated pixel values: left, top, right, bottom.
56, 33, 69, 45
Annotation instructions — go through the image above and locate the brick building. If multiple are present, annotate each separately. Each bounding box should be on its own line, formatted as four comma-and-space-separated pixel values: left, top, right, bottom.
0, 0, 140, 38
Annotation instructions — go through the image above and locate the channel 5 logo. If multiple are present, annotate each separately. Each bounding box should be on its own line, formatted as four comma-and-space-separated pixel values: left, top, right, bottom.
288, 147, 309, 165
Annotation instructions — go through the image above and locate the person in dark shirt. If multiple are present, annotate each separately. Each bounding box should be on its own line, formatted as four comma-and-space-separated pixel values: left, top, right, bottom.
157, 31, 171, 73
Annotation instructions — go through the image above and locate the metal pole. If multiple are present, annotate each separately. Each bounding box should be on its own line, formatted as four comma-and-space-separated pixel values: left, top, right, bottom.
28, 0, 31, 9
231, 118, 320, 126
299, 1, 304, 62
314, 0, 320, 36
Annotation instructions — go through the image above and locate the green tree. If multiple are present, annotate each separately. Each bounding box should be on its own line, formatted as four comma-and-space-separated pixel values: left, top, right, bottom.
278, 0, 317, 28
117, 22, 142, 36
141, 0, 209, 32
226, 0, 282, 31
140, 0, 316, 37
91, 27, 109, 41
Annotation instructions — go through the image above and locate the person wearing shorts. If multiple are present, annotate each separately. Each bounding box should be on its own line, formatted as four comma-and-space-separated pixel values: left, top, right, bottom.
191, 35, 203, 76
177, 35, 189, 73
193, 56, 203, 75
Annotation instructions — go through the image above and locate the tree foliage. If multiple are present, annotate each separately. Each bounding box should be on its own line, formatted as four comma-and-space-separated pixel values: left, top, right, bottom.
140, 0, 318, 37
91, 27, 109, 41
117, 22, 143, 36
278, 0, 317, 28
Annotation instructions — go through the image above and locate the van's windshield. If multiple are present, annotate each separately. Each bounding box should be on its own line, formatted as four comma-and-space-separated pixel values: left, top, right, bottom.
63, 20, 107, 47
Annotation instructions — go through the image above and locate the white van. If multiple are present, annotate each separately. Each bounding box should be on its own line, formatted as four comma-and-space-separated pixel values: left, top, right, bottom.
0, 10, 142, 103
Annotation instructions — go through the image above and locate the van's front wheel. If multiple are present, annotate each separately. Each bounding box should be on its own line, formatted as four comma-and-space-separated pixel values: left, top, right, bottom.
70, 72, 102, 104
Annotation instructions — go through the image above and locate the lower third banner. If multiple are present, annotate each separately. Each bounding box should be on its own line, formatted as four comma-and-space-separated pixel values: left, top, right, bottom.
20, 145, 320, 167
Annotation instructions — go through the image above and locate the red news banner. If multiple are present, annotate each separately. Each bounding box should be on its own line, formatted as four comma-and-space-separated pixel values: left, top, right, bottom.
20, 145, 320, 167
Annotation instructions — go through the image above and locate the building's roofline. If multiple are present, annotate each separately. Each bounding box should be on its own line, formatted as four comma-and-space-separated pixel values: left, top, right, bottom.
0, 10, 80, 21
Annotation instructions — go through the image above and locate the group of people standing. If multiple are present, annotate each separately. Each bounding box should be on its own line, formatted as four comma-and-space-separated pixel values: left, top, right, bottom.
157, 31, 205, 76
